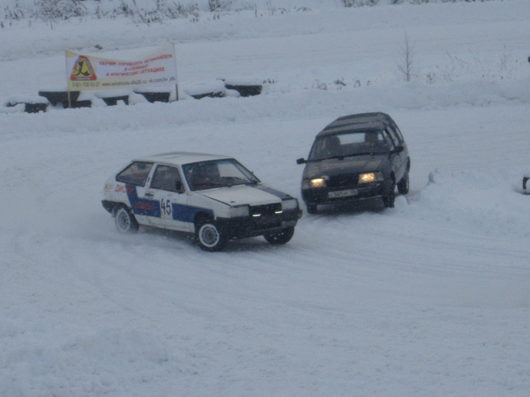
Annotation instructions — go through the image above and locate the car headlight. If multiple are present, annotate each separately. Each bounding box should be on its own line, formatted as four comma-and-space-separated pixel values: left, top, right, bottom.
282, 198, 299, 211
309, 177, 326, 188
229, 205, 249, 217
358, 172, 384, 184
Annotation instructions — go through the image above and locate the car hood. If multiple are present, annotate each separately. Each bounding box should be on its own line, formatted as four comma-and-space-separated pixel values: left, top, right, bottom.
198, 184, 291, 206
303, 154, 388, 178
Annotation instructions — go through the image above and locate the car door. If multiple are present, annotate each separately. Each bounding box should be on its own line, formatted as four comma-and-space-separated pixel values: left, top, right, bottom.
384, 126, 405, 181
145, 164, 189, 231
393, 123, 409, 170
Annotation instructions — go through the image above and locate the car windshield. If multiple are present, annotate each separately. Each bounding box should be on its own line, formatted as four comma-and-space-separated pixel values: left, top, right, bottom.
183, 159, 259, 191
308, 130, 390, 161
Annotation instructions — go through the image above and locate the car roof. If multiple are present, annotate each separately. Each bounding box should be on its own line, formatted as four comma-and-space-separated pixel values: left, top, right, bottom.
134, 152, 231, 165
316, 112, 396, 137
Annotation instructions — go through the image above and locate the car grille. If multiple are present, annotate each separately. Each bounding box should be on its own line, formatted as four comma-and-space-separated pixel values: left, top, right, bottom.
327, 174, 358, 189
250, 203, 282, 228
250, 203, 282, 216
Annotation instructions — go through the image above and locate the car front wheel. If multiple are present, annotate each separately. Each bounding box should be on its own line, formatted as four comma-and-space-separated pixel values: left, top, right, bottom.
397, 172, 409, 195
306, 203, 318, 214
114, 206, 139, 233
264, 227, 295, 245
196, 221, 227, 251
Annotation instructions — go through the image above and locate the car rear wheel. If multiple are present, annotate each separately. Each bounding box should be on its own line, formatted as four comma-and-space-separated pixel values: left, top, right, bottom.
397, 172, 410, 195
196, 221, 227, 251
114, 206, 139, 233
264, 227, 295, 245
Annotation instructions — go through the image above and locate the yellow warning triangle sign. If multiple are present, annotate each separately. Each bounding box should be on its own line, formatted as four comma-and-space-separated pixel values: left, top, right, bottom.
70, 56, 97, 81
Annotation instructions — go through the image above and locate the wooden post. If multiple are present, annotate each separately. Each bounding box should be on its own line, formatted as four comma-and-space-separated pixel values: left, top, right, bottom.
65, 51, 72, 108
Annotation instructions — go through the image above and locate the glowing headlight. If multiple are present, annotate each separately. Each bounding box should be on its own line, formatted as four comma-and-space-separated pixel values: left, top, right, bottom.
358, 172, 383, 184
282, 198, 299, 211
230, 205, 250, 217
310, 178, 326, 188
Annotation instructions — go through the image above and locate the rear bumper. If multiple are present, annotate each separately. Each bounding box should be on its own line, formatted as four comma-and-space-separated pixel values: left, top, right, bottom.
302, 182, 389, 205
217, 209, 302, 239
102, 200, 115, 214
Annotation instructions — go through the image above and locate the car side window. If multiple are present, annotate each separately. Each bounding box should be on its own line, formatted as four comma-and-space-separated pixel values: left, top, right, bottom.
150, 165, 183, 192
116, 161, 153, 186
388, 125, 403, 145
382, 129, 397, 150
393, 124, 405, 143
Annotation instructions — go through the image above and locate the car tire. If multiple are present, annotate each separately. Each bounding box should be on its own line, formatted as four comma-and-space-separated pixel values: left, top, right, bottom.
264, 227, 295, 245
196, 220, 227, 251
114, 206, 139, 233
306, 203, 318, 214
397, 172, 410, 195
383, 180, 396, 208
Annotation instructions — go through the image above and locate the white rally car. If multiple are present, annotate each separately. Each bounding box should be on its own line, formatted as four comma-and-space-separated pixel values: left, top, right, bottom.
102, 152, 302, 251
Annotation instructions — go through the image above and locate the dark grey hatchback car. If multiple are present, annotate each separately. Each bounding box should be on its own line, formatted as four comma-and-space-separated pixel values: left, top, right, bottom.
296, 112, 410, 213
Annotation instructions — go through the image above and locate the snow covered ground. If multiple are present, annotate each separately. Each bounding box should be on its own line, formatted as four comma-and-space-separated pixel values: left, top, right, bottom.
1, 1, 530, 396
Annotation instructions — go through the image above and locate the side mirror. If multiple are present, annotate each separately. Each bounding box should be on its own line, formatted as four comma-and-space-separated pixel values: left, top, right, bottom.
296, 158, 306, 165
394, 145, 404, 153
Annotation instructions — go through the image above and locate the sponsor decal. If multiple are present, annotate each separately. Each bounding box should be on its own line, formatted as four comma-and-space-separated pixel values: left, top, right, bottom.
70, 56, 97, 81
161, 199, 172, 216
125, 184, 161, 217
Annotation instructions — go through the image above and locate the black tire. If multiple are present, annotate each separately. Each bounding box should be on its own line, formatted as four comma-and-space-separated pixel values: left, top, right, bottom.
264, 227, 295, 245
306, 203, 318, 214
397, 172, 410, 195
383, 180, 396, 208
114, 206, 139, 233
195, 220, 227, 251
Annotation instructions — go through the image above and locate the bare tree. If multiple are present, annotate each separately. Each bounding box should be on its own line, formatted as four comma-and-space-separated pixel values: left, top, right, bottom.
209, 0, 231, 12
398, 32, 414, 82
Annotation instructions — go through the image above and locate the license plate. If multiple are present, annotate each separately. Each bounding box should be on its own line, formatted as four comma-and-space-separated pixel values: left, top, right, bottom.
328, 189, 358, 198
256, 216, 281, 227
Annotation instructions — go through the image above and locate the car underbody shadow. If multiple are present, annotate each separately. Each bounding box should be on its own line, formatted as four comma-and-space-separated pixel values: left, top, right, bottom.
312, 197, 386, 216
138, 225, 290, 253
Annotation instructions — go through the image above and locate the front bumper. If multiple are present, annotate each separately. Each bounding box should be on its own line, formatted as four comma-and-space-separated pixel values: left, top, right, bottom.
217, 209, 302, 239
302, 182, 388, 205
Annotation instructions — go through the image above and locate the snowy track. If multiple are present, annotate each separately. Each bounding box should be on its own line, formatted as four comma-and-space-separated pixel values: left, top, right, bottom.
2, 1, 530, 396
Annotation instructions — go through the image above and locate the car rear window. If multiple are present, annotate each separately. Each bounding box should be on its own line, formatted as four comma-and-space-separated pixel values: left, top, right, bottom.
116, 161, 153, 186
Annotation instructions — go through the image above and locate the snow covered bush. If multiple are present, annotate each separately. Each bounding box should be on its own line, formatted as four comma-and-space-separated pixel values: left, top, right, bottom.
342, 0, 378, 7
0, 0, 505, 22
208, 0, 232, 11
129, 0, 200, 24
35, 0, 87, 20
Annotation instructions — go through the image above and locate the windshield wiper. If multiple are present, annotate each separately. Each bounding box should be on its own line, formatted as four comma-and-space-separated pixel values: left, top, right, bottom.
314, 155, 345, 161
222, 177, 255, 187
344, 152, 374, 157
314, 153, 366, 161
